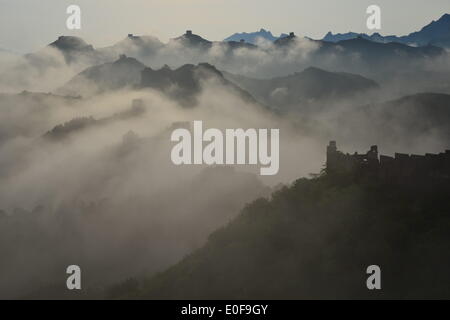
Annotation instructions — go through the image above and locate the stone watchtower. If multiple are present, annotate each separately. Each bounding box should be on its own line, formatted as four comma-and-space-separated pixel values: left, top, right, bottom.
186, 30, 193, 36
326, 141, 338, 173
367, 145, 379, 163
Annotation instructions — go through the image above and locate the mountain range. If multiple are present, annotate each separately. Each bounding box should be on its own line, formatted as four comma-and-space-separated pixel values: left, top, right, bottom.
58, 54, 147, 96
58, 55, 259, 106
1, 13, 449, 68
34, 31, 445, 85
223, 67, 379, 111
22, 13, 450, 70
57, 52, 381, 110
334, 93, 450, 147
2, 9, 450, 301
140, 62, 258, 107
224, 28, 288, 44
323, 13, 450, 48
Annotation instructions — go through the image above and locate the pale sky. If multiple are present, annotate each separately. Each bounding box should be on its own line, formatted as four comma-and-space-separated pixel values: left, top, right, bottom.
0, 0, 449, 53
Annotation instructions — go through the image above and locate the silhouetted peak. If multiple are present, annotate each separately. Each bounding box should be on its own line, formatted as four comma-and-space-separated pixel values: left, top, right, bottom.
176, 63, 195, 71
274, 32, 297, 46
173, 30, 212, 47
198, 62, 218, 71
113, 54, 145, 68
49, 36, 93, 52
439, 13, 450, 20
427, 13, 450, 28
323, 13, 450, 48
182, 30, 206, 40
301, 66, 326, 74
224, 29, 279, 44
123, 34, 145, 43
140, 63, 232, 107
144, 63, 220, 78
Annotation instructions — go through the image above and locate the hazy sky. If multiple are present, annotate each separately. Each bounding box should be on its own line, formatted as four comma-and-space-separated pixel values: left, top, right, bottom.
0, 0, 449, 53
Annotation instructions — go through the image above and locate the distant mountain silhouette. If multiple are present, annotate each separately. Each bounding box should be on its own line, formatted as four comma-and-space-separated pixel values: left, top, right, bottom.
171, 30, 212, 49
224, 29, 280, 44
332, 92, 450, 148
324, 31, 363, 42
48, 36, 97, 63
223, 66, 379, 111
12, 27, 448, 86
314, 37, 444, 73
323, 36, 443, 56
270, 32, 441, 71
323, 32, 399, 44
49, 36, 93, 53
221, 40, 257, 50
323, 13, 450, 48
98, 34, 164, 60
140, 63, 258, 107
58, 55, 147, 96
60, 58, 260, 105
405, 14, 450, 47
361, 93, 450, 137
274, 32, 297, 46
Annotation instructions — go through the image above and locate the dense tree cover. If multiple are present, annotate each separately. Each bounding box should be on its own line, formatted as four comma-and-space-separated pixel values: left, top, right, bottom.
111, 174, 450, 299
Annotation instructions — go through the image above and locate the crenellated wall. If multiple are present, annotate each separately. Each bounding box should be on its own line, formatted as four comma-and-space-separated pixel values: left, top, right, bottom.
326, 141, 450, 182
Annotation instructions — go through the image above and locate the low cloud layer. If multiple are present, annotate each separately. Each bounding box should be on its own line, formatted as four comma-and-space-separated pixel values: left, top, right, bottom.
0, 34, 450, 298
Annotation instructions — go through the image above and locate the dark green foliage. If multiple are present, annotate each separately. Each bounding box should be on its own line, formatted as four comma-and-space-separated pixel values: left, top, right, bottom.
116, 175, 450, 299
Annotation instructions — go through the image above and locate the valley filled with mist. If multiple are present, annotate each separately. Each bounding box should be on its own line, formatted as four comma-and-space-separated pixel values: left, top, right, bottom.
1, 14, 450, 299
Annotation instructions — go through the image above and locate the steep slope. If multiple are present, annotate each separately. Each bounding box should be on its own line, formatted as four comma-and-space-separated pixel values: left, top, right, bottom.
350, 93, 450, 136
49, 36, 94, 53
399, 13, 450, 46
223, 67, 379, 111
170, 31, 212, 49
58, 55, 147, 96
326, 93, 450, 153
46, 36, 99, 64
112, 172, 450, 299
140, 63, 259, 107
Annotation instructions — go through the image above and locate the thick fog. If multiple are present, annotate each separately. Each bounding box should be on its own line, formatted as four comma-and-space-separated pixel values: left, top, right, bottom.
0, 34, 449, 298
